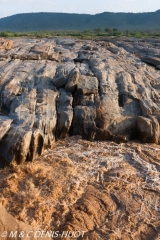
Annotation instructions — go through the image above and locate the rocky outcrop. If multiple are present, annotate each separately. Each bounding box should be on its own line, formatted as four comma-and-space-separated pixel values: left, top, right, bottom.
1, 37, 160, 166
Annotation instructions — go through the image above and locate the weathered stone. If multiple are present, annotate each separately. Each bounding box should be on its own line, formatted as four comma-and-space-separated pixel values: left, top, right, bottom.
11, 53, 59, 61
116, 71, 138, 105
78, 63, 94, 76
56, 62, 75, 77
65, 68, 80, 92
0, 72, 58, 166
108, 117, 137, 142
30, 44, 51, 54
53, 73, 66, 88
56, 88, 73, 139
77, 75, 99, 95
73, 106, 96, 140
140, 100, 159, 116
12, 54, 41, 60
0, 128, 32, 166
0, 116, 12, 140
73, 93, 95, 107
141, 57, 160, 67
137, 116, 159, 143
47, 53, 59, 61
95, 90, 121, 128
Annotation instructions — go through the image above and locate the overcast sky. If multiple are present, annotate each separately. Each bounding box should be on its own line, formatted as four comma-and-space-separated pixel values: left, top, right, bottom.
0, 0, 160, 19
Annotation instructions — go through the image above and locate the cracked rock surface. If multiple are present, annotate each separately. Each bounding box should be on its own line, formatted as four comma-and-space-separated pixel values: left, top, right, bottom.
0, 37, 160, 166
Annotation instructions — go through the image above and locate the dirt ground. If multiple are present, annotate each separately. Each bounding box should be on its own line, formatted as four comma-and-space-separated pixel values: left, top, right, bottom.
0, 137, 160, 240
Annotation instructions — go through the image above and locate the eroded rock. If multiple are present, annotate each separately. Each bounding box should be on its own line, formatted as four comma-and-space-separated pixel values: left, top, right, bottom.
137, 115, 159, 144
0, 37, 160, 165
53, 73, 66, 88
65, 68, 80, 92
0, 116, 12, 140
141, 56, 160, 67
77, 75, 99, 95
73, 106, 97, 140
56, 88, 73, 139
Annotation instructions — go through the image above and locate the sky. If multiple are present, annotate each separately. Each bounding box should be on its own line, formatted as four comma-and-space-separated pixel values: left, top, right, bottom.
0, 0, 160, 19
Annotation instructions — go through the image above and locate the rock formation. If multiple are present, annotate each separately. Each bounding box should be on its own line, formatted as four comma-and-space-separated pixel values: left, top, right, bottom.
0, 37, 160, 166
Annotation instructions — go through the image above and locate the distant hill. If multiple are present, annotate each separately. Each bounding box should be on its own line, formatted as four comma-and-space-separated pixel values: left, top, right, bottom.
0, 11, 160, 32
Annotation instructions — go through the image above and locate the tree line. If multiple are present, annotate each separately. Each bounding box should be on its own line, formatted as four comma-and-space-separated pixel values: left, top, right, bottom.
1, 28, 160, 39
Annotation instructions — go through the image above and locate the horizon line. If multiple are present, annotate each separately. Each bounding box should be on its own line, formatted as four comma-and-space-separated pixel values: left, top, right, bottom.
0, 9, 160, 19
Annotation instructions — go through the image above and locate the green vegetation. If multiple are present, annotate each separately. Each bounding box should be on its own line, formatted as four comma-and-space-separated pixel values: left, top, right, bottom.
0, 11, 160, 32
1, 28, 160, 39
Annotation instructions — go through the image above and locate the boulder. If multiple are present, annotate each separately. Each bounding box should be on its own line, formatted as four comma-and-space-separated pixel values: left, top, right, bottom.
108, 117, 137, 142
77, 75, 99, 95
65, 68, 80, 92
137, 116, 159, 144
53, 73, 67, 88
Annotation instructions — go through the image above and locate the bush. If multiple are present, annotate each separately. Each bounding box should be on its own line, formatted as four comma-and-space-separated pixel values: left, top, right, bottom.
0, 31, 14, 37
